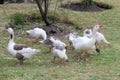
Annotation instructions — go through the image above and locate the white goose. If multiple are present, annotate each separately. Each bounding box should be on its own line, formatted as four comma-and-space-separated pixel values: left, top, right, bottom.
7, 27, 40, 65
69, 25, 102, 61
68, 31, 100, 53
49, 36, 68, 63
26, 27, 47, 43
83, 28, 110, 47
83, 29, 100, 53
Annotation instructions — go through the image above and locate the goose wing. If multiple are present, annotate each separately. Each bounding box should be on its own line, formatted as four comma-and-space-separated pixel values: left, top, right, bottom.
14, 44, 28, 51
14, 44, 40, 58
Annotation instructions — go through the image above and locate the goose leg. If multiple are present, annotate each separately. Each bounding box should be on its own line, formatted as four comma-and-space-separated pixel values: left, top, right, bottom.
63, 60, 67, 66
16, 53, 24, 66
21, 59, 23, 65
64, 59, 69, 66
18, 59, 23, 66
83, 52, 88, 61
95, 42, 100, 53
49, 47, 52, 53
53, 56, 56, 63
77, 53, 81, 61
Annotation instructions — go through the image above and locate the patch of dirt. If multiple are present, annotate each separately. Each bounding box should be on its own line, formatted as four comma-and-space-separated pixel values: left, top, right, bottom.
6, 23, 72, 38
32, 24, 69, 37
61, 2, 111, 12
0, 27, 5, 32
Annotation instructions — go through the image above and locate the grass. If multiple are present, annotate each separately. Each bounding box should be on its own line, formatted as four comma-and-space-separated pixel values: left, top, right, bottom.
0, 0, 120, 80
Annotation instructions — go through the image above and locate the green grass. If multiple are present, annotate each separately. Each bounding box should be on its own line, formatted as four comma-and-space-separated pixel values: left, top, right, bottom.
0, 0, 120, 80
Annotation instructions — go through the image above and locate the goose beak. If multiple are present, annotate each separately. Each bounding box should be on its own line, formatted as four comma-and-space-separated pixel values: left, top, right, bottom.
65, 59, 69, 62
99, 25, 103, 29
26, 32, 29, 35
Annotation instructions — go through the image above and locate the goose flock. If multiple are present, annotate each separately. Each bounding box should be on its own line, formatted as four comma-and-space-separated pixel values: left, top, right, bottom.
6, 24, 110, 66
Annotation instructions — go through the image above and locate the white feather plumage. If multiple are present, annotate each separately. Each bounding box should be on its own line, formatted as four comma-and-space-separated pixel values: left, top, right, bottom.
69, 25, 102, 60
49, 36, 66, 48
52, 47, 68, 60
26, 27, 47, 42
7, 27, 40, 59
83, 28, 110, 44
49, 36, 68, 61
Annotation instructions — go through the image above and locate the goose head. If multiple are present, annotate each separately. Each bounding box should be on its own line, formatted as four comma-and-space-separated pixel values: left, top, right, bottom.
49, 36, 61, 45
49, 36, 57, 43
93, 24, 103, 31
65, 58, 69, 62
40, 38, 52, 45
83, 29, 92, 38
69, 32, 78, 38
84, 29, 92, 34
7, 27, 14, 34
68, 32, 79, 41
7, 27, 14, 40
46, 36, 57, 47
26, 29, 33, 35
93, 24, 103, 34
49, 36, 67, 48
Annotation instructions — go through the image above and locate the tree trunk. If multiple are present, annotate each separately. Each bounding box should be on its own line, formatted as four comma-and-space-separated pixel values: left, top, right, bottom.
0, 0, 4, 4
35, 0, 52, 26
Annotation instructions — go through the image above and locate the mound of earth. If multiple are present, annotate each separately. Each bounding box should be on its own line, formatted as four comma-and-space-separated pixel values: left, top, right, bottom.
32, 25, 69, 37
62, 2, 112, 12
6, 23, 70, 37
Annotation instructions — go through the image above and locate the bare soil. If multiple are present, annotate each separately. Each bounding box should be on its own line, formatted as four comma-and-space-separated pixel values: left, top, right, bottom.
32, 24, 69, 37
62, 3, 108, 12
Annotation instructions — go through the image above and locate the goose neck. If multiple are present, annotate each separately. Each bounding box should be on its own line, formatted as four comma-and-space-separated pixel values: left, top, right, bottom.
10, 34, 14, 39
9, 34, 15, 44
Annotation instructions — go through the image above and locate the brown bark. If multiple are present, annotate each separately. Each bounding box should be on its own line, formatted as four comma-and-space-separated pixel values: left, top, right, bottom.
35, 0, 52, 26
